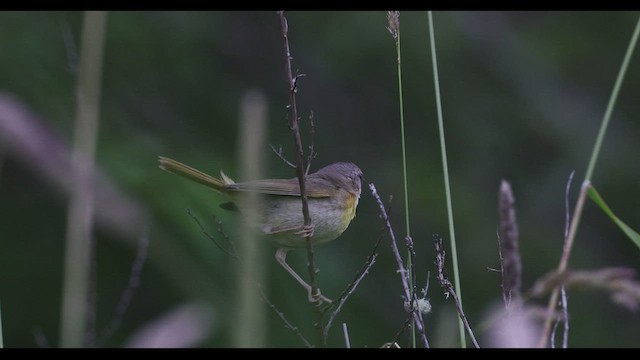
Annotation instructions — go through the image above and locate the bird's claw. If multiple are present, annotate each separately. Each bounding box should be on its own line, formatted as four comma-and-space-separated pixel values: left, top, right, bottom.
295, 223, 315, 238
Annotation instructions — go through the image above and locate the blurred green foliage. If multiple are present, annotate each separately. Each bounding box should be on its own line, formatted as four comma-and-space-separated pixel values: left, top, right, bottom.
0, 11, 639, 347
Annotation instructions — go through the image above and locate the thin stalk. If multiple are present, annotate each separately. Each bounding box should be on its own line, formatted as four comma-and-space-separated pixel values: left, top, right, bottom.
387, 10, 416, 348
60, 11, 107, 348
428, 11, 465, 347
233, 91, 268, 347
537, 16, 640, 347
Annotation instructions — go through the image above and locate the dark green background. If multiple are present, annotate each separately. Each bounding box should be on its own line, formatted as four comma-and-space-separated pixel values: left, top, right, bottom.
1, 11, 639, 347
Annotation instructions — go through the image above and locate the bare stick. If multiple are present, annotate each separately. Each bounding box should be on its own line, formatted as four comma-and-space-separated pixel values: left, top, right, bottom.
369, 183, 429, 347
278, 11, 327, 346
278, 11, 318, 299
434, 235, 480, 348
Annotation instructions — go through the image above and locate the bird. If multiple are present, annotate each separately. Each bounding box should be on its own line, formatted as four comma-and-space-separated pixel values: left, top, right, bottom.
158, 156, 363, 303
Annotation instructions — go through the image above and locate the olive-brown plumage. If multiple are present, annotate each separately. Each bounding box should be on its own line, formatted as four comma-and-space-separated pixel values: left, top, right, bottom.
158, 156, 362, 303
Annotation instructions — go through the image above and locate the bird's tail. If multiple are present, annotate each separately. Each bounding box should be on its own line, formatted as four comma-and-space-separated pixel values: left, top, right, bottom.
158, 156, 234, 193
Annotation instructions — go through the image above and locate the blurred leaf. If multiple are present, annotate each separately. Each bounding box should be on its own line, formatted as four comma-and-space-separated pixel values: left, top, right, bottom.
588, 185, 640, 250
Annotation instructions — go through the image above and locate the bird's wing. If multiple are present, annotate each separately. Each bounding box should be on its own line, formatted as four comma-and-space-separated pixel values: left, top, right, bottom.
225, 177, 334, 198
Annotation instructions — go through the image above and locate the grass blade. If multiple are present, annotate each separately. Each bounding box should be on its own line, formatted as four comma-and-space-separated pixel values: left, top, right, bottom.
587, 186, 640, 249
428, 11, 465, 347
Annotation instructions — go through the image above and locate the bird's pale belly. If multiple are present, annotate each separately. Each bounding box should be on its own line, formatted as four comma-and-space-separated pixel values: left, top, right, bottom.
259, 192, 358, 249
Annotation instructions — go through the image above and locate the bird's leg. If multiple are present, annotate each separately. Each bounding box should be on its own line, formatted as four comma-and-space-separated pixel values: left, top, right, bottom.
275, 247, 332, 304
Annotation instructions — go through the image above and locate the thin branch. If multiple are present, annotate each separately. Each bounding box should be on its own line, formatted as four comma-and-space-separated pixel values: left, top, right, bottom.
324, 254, 378, 337
434, 235, 480, 348
187, 209, 238, 260
369, 183, 429, 348
278, 10, 325, 344
260, 288, 313, 348
269, 144, 296, 168
97, 234, 150, 346
324, 212, 386, 338
213, 215, 234, 251
277, 11, 316, 298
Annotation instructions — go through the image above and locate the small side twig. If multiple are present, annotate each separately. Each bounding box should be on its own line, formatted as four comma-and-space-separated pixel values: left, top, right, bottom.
370, 183, 429, 348
434, 235, 480, 348
187, 209, 238, 260
323, 213, 386, 338
260, 287, 313, 348
269, 144, 296, 168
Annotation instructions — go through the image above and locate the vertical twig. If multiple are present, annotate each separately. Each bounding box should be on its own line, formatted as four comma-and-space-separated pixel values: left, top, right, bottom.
277, 10, 325, 343
60, 10, 107, 348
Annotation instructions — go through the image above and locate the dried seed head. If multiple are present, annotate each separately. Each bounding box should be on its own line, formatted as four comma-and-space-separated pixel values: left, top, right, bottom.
387, 11, 400, 40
